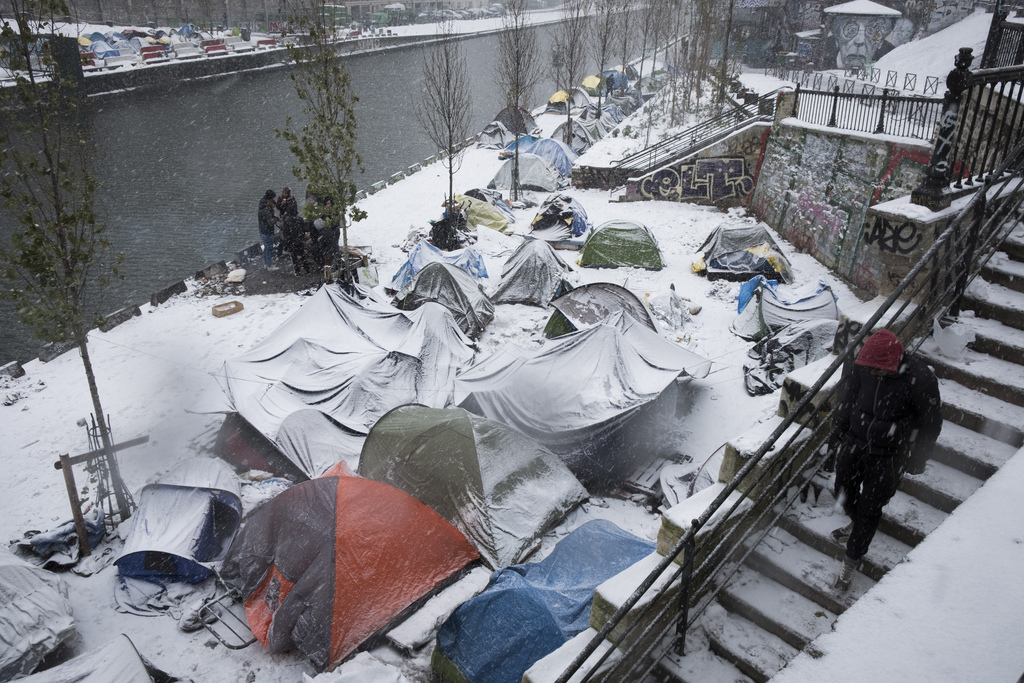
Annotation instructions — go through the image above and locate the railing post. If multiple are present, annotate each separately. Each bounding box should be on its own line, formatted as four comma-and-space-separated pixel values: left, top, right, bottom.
827, 85, 839, 127
793, 82, 800, 119
875, 88, 889, 134
673, 531, 696, 656
951, 191, 986, 316
911, 47, 974, 211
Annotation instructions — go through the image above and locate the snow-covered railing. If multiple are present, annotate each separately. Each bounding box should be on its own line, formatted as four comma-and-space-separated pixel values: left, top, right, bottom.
792, 84, 943, 140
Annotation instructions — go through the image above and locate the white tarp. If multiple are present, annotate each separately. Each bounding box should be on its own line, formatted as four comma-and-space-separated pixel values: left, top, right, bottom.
488, 153, 563, 193
220, 284, 476, 439
20, 635, 154, 683
276, 409, 366, 476
0, 548, 75, 680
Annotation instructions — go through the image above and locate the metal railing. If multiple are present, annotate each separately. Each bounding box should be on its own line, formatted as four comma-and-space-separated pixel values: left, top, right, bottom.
552, 134, 1024, 683
612, 89, 782, 174
793, 85, 943, 140
949, 65, 1024, 188
981, 9, 1024, 69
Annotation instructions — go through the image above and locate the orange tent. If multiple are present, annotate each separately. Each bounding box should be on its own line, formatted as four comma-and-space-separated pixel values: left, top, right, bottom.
221, 473, 479, 670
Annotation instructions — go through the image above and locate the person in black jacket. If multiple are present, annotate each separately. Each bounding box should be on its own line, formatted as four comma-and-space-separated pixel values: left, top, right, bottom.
830, 329, 942, 591
257, 189, 279, 270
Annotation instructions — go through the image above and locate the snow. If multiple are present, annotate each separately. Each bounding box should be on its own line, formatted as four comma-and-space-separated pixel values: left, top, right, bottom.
1, 9, 1022, 683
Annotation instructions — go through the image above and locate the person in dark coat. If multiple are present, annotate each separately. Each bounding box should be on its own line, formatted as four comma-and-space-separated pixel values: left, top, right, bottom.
830, 329, 942, 591
275, 186, 300, 261
257, 189, 279, 270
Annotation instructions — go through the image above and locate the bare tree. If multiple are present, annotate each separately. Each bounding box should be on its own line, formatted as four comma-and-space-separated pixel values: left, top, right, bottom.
417, 18, 472, 211
592, 0, 616, 112
0, 0, 124, 479
614, 0, 636, 95
495, 0, 541, 201
549, 0, 589, 149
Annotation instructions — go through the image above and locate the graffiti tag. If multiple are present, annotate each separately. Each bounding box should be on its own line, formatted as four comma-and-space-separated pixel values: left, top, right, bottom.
639, 157, 753, 203
864, 216, 921, 254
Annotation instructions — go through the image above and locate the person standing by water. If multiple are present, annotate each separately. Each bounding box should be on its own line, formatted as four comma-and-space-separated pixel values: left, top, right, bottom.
829, 329, 942, 592
258, 189, 280, 270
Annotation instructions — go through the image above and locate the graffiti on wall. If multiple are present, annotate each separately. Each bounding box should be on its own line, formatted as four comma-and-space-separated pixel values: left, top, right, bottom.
864, 216, 923, 254
639, 158, 754, 203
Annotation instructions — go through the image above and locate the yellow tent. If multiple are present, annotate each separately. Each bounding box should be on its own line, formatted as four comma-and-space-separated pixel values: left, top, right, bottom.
581, 75, 603, 95
78, 36, 92, 46
548, 90, 570, 104
456, 195, 513, 235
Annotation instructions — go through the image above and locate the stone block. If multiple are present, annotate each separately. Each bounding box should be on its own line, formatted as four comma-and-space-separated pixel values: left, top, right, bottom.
407, 163, 421, 175
776, 355, 843, 426
39, 339, 77, 363
150, 280, 188, 307
389, 171, 405, 184
99, 305, 142, 332
423, 155, 436, 166
718, 415, 818, 502
0, 361, 25, 379
355, 190, 367, 200
195, 260, 230, 280
370, 181, 386, 194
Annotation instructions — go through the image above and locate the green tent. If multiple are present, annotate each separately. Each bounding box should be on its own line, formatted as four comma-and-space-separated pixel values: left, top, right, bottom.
578, 219, 664, 270
359, 405, 588, 569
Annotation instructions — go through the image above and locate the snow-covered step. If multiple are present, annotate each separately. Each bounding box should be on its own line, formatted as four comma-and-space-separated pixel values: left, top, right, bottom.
743, 527, 874, 616
776, 503, 912, 582
932, 418, 1018, 480
939, 379, 1024, 448
590, 551, 681, 653
878, 489, 948, 547
522, 627, 621, 683
776, 355, 843, 425
980, 250, 1024, 294
898, 458, 984, 514
962, 280, 1024, 331
704, 605, 798, 683
655, 641, 754, 683
998, 226, 1024, 261
920, 344, 1024, 409
717, 566, 837, 650
967, 316, 1024, 364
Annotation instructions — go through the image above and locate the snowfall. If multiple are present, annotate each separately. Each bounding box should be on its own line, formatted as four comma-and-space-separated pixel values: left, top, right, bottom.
2, 7, 1024, 683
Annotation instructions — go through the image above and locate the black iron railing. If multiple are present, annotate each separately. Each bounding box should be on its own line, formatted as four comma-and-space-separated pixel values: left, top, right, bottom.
981, 9, 1024, 69
612, 89, 781, 174
949, 65, 1024, 187
793, 85, 943, 140
552, 132, 1024, 683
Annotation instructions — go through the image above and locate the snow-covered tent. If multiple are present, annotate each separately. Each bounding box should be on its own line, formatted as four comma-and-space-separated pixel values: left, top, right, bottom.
499, 135, 541, 159
579, 219, 664, 270
0, 548, 75, 680
275, 409, 366, 476
221, 472, 479, 672
580, 74, 603, 96
488, 154, 563, 193
477, 121, 512, 150
19, 635, 174, 683
456, 313, 712, 481
491, 239, 574, 308
89, 40, 119, 59
694, 224, 794, 283
463, 188, 515, 223
544, 90, 571, 115
115, 458, 242, 610
390, 240, 488, 293
543, 281, 659, 338
456, 194, 514, 235
433, 520, 655, 683
602, 69, 628, 91
511, 138, 579, 178
393, 261, 495, 339
743, 319, 840, 396
493, 105, 540, 136
731, 277, 839, 341
551, 119, 596, 154
359, 405, 588, 568
528, 194, 592, 245
219, 284, 477, 468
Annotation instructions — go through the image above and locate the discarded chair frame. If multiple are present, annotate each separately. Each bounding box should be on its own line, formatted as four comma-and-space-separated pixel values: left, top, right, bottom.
198, 585, 257, 650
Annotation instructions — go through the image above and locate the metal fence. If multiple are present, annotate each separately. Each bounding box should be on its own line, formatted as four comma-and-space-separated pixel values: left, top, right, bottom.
949, 65, 1024, 188
552, 132, 1024, 683
793, 85, 943, 140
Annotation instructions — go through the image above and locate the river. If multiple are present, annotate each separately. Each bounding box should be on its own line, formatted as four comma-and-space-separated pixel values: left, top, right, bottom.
0, 24, 572, 364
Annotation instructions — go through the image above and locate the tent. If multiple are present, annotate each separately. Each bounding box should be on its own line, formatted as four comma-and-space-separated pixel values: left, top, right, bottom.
463, 188, 515, 223
89, 40, 119, 59
511, 138, 579, 178
477, 121, 512, 150
456, 313, 712, 481
221, 472, 479, 672
390, 240, 488, 293
731, 277, 839, 341
694, 224, 794, 283
528, 194, 592, 244
543, 282, 658, 337
578, 219, 664, 270
115, 458, 242, 609
359, 405, 588, 568
19, 635, 174, 683
602, 69, 628, 90
432, 520, 655, 683
488, 154, 562, 193
580, 74, 603, 96
498, 135, 541, 159
491, 240, 574, 308
743, 319, 840, 396
219, 284, 477, 457
551, 119, 596, 154
492, 105, 540, 136
0, 548, 75, 680
88, 31, 106, 43
544, 91, 571, 115
456, 195, 514, 235
393, 262, 495, 339
275, 409, 366, 477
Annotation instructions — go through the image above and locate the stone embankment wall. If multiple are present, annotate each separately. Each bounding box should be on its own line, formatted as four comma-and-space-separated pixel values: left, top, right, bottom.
748, 116, 932, 295
621, 122, 772, 208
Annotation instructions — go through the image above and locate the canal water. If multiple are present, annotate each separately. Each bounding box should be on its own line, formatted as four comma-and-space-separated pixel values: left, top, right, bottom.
0, 25, 572, 363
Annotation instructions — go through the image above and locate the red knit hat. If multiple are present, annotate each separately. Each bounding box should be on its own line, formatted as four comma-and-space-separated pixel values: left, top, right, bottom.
855, 329, 904, 373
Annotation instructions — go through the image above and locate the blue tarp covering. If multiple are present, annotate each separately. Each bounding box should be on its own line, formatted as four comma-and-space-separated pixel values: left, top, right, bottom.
436, 519, 656, 683
602, 69, 628, 90
390, 240, 488, 292
90, 40, 119, 59
88, 31, 106, 43
737, 276, 835, 314
513, 138, 580, 178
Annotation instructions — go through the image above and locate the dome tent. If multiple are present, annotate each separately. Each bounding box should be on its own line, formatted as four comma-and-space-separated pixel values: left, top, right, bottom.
528, 193, 592, 244
477, 121, 512, 149
492, 105, 540, 136
488, 153, 563, 193
551, 119, 596, 154
393, 261, 495, 339
543, 282, 659, 338
359, 405, 588, 569
694, 224, 794, 283
509, 138, 580, 178
578, 219, 664, 270
491, 239, 575, 308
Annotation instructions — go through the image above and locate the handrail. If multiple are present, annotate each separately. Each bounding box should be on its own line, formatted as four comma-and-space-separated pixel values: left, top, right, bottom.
612, 88, 784, 173
553, 133, 1024, 683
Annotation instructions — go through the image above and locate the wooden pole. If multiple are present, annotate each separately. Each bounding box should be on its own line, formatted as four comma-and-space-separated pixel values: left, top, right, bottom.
58, 454, 92, 558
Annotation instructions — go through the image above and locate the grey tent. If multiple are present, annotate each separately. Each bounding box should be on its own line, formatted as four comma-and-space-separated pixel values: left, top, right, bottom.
696, 224, 794, 283
477, 121, 512, 150
456, 313, 712, 482
393, 261, 495, 339
544, 282, 658, 337
488, 153, 562, 193
731, 278, 839, 341
19, 635, 173, 683
275, 409, 366, 476
493, 105, 540, 136
528, 194, 592, 245
0, 548, 75, 680
491, 240, 574, 308
359, 405, 588, 568
552, 119, 596, 154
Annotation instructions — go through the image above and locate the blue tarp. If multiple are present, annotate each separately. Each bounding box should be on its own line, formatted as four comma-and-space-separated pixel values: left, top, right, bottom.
88, 31, 106, 43
436, 520, 656, 683
90, 40, 119, 59
514, 138, 580, 178
602, 69, 628, 90
390, 240, 488, 292
737, 276, 836, 314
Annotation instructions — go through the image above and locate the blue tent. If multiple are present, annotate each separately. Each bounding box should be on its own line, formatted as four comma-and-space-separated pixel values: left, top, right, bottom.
602, 69, 628, 90
518, 138, 580, 178
90, 40, 119, 59
434, 520, 656, 683
88, 31, 106, 43
498, 135, 541, 159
